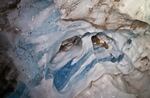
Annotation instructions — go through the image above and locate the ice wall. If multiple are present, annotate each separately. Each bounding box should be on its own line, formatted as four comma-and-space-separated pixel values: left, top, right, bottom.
0, 0, 150, 98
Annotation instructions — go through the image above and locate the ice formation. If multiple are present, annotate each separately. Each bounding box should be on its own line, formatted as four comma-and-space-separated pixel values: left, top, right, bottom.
0, 0, 150, 98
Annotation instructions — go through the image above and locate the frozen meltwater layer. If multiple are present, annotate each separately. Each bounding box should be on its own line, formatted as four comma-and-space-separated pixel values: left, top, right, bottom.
3, 0, 150, 98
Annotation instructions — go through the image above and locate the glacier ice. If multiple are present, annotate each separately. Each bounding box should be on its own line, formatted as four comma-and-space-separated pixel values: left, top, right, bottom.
0, 0, 150, 98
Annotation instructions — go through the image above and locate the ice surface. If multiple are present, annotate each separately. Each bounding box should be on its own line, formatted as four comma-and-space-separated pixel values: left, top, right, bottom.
0, 0, 150, 98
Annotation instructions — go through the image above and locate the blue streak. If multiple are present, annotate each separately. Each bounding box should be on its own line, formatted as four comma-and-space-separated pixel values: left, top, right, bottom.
79, 59, 97, 76
53, 52, 92, 91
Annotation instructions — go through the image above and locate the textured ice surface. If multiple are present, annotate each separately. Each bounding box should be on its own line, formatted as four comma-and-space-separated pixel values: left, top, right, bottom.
1, 0, 150, 98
